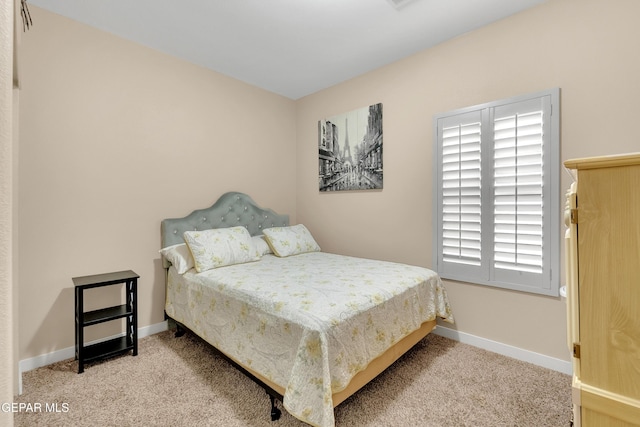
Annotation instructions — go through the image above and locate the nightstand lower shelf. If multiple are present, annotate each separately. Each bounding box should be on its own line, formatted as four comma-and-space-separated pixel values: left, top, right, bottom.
81, 336, 135, 364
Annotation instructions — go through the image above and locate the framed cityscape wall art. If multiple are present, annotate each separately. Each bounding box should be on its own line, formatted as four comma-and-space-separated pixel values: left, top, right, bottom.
318, 103, 383, 192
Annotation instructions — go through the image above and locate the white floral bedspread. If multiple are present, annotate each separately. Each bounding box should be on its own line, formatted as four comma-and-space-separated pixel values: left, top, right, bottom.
165, 252, 453, 427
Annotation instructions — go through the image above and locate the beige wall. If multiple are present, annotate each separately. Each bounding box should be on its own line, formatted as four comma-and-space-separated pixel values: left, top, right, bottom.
296, 0, 640, 362
18, 7, 297, 360
17, 0, 640, 368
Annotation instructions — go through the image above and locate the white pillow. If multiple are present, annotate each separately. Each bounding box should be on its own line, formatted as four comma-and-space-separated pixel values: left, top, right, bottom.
263, 224, 321, 257
159, 243, 195, 274
183, 226, 260, 272
252, 235, 273, 256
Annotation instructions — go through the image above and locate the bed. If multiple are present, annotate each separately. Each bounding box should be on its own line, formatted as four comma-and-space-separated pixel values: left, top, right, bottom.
160, 192, 454, 427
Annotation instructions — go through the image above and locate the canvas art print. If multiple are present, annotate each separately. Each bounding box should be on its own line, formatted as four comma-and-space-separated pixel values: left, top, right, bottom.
318, 103, 383, 192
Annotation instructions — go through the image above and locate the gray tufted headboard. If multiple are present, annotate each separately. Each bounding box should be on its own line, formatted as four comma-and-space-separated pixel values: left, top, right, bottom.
161, 191, 289, 262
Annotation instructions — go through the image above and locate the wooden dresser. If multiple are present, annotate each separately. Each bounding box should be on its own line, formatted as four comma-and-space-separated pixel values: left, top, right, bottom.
564, 153, 640, 426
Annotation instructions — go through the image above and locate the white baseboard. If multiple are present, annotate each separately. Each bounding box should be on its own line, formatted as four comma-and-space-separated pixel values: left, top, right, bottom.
18, 321, 571, 394
433, 325, 572, 375
18, 321, 168, 394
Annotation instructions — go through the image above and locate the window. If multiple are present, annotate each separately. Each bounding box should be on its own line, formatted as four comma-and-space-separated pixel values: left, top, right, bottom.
433, 89, 560, 296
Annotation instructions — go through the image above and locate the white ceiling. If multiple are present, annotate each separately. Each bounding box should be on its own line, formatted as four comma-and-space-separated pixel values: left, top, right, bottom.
28, 0, 547, 100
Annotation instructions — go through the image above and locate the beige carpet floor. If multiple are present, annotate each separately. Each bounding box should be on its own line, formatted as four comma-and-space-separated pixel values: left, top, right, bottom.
15, 330, 572, 426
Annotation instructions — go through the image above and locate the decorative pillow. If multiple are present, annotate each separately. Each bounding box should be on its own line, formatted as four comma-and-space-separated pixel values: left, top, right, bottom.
159, 243, 195, 274
183, 226, 259, 272
263, 224, 321, 257
252, 235, 273, 256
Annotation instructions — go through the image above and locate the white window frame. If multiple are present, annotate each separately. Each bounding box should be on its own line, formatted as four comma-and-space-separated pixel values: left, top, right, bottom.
433, 88, 560, 296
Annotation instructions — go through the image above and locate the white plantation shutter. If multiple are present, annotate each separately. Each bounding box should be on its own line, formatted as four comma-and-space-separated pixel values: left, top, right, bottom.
493, 105, 544, 274
441, 120, 482, 266
434, 90, 560, 296
436, 110, 486, 280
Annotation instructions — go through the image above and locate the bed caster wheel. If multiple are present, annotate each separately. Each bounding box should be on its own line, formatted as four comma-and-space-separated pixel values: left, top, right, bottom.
269, 395, 281, 421
174, 324, 185, 337
271, 406, 281, 421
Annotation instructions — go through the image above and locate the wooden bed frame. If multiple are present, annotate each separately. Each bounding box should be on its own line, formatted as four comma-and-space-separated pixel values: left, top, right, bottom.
173, 318, 436, 420
161, 192, 438, 422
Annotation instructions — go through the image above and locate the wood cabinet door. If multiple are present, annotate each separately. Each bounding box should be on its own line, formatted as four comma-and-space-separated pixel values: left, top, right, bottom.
577, 164, 640, 425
